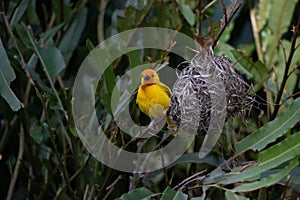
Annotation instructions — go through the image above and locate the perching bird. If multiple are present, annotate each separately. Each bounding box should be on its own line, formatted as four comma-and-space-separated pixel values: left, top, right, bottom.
136, 69, 177, 134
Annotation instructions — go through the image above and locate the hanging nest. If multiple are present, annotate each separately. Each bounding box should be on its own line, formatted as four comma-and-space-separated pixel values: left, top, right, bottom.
168, 47, 254, 135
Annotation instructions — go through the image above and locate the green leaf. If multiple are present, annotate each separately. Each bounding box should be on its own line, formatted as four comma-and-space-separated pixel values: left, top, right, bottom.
269, 0, 298, 38
266, 0, 298, 68
176, 0, 195, 26
21, 25, 65, 82
25, 0, 40, 26
171, 153, 223, 167
208, 19, 221, 40
86, 39, 95, 52
116, 187, 153, 200
0, 38, 24, 111
26, 25, 66, 114
236, 97, 300, 154
173, 191, 188, 200
256, 0, 270, 31
277, 39, 300, 94
258, 131, 300, 163
9, 0, 30, 26
37, 39, 66, 82
219, 23, 234, 43
231, 49, 268, 86
161, 187, 188, 200
40, 22, 65, 42
221, 131, 300, 185
15, 23, 34, 49
27, 55, 51, 92
225, 191, 249, 200
30, 126, 43, 144
126, 49, 142, 68
59, 8, 88, 65
232, 157, 299, 192
216, 43, 252, 79
161, 187, 177, 200
90, 48, 115, 96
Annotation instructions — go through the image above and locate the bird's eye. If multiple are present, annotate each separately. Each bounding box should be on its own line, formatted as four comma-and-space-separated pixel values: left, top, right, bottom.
151, 74, 155, 77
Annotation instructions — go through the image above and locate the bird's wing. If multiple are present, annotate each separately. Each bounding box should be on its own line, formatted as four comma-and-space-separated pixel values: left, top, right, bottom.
157, 82, 172, 97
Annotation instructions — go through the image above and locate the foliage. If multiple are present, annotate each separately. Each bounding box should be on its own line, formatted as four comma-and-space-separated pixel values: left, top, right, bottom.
0, 0, 299, 199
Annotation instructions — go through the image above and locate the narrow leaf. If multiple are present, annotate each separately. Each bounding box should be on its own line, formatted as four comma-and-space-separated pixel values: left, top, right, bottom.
221, 131, 300, 185
173, 191, 188, 200
0, 39, 24, 111
37, 39, 66, 82
232, 157, 299, 192
86, 39, 95, 52
161, 187, 177, 200
176, 0, 195, 26
127, 49, 142, 68
116, 187, 153, 200
258, 131, 300, 163
236, 97, 300, 154
10, 0, 30, 26
26, 26, 66, 114
256, 0, 270, 31
216, 43, 252, 78
231, 49, 268, 84
269, 0, 298, 38
15, 23, 34, 49
171, 153, 223, 167
59, 8, 88, 65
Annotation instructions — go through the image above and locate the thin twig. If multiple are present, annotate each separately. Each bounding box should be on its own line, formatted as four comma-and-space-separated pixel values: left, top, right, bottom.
0, 12, 36, 87
40, 94, 74, 197
54, 154, 91, 200
6, 123, 25, 200
198, 0, 203, 37
173, 170, 206, 190
83, 184, 89, 200
271, 16, 300, 120
221, 0, 227, 24
213, 0, 245, 47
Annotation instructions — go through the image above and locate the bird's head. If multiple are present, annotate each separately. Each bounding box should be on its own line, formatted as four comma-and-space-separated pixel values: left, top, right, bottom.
140, 69, 160, 86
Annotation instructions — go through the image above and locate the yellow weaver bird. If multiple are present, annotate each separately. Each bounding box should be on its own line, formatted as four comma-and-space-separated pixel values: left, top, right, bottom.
136, 69, 177, 135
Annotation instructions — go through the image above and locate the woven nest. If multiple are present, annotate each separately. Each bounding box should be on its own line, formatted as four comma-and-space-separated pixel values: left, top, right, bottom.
169, 47, 254, 135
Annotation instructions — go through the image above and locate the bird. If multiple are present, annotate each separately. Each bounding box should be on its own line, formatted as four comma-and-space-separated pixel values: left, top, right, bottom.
136, 69, 177, 135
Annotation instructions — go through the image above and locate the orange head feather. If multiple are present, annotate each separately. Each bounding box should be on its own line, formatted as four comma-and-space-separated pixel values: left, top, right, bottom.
140, 69, 160, 86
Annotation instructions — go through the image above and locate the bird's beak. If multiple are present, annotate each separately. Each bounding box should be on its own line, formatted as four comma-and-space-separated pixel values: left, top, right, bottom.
143, 74, 151, 81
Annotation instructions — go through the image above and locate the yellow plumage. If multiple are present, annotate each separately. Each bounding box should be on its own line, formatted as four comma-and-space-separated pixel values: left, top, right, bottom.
136, 69, 177, 134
